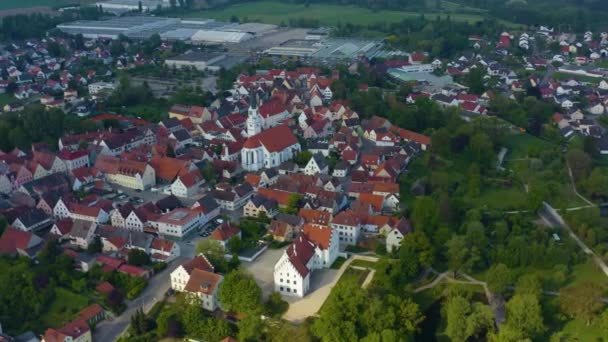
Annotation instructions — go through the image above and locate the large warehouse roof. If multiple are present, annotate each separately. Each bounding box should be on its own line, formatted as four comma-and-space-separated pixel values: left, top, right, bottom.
191, 30, 253, 44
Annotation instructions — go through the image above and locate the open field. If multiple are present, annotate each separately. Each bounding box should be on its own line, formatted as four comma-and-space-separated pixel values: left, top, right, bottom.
41, 287, 89, 329
0, 0, 82, 11
189, 1, 520, 27
552, 71, 603, 83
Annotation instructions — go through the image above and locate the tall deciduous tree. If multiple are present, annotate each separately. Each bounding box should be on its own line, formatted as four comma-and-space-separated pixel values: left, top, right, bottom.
445, 235, 479, 276
559, 282, 605, 325
486, 263, 513, 295
218, 269, 262, 314
504, 293, 545, 339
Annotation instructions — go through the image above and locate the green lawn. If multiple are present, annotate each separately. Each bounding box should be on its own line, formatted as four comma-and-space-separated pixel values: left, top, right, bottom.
552, 72, 603, 83
350, 259, 379, 270
41, 288, 89, 329
191, 1, 513, 26
337, 267, 370, 287
566, 259, 608, 288
0, 0, 92, 10
473, 187, 529, 211
0, 93, 15, 107
504, 133, 555, 160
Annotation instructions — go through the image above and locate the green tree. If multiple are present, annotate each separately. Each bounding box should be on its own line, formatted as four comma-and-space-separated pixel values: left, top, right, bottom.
465, 66, 486, 95
226, 236, 243, 254
264, 291, 288, 318
311, 281, 365, 341
283, 193, 303, 215
128, 249, 151, 266
88, 236, 103, 253
196, 239, 226, 262
237, 313, 264, 342
566, 149, 591, 183
293, 150, 312, 167
486, 263, 513, 295
411, 196, 438, 237
559, 282, 605, 325
469, 132, 494, 170
504, 293, 545, 339
445, 235, 479, 276
218, 269, 262, 314
445, 296, 470, 342
515, 274, 542, 297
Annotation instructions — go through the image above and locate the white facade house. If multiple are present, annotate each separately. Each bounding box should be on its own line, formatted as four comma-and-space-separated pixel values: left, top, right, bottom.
330, 210, 361, 245
303, 153, 329, 176
274, 224, 339, 297
150, 208, 201, 239
170, 255, 221, 311
171, 170, 204, 198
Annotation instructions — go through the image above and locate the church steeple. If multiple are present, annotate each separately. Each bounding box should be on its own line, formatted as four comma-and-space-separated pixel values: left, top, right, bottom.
247, 95, 262, 137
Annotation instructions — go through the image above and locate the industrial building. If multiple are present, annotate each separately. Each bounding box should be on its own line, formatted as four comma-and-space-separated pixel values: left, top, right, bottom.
264, 38, 406, 60
165, 51, 246, 71
57, 16, 277, 43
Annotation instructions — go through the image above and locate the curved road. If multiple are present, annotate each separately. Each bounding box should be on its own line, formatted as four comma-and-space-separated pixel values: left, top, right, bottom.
93, 257, 187, 341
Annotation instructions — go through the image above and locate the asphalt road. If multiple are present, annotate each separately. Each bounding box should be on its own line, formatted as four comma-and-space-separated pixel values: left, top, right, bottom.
92, 257, 187, 341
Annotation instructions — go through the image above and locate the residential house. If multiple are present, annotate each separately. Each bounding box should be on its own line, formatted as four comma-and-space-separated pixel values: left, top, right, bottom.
331, 210, 361, 245
171, 254, 215, 291
273, 224, 338, 297
243, 194, 279, 218
0, 227, 43, 258
303, 153, 328, 176
210, 223, 241, 249
171, 169, 204, 198
149, 208, 202, 239
42, 318, 91, 342
386, 219, 412, 252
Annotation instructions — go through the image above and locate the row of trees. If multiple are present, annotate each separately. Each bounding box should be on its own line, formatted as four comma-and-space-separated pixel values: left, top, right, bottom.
0, 105, 97, 152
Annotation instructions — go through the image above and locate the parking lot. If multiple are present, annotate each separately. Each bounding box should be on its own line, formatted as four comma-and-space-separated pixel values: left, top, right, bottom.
242, 246, 286, 298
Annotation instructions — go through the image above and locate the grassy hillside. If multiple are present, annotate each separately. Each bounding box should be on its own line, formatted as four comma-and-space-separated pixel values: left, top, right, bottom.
0, 0, 90, 11
190, 1, 520, 27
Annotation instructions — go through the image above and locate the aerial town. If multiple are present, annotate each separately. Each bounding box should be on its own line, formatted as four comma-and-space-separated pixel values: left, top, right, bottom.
3, 0, 608, 341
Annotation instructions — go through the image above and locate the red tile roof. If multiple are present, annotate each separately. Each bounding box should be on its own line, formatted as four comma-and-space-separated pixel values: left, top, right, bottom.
0, 227, 36, 254
211, 223, 241, 242
118, 264, 147, 277
43, 318, 90, 342
150, 237, 174, 252
358, 193, 385, 212
298, 208, 331, 225
95, 281, 115, 294
259, 99, 288, 118
286, 235, 316, 277
257, 188, 292, 206
182, 254, 214, 274
303, 224, 333, 250
184, 268, 222, 294
243, 125, 298, 152
78, 303, 104, 322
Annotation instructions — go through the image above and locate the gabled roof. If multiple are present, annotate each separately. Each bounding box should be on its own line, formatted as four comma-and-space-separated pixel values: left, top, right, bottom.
298, 208, 331, 225
182, 254, 214, 274
286, 235, 316, 277
211, 223, 241, 242
243, 124, 298, 152
0, 227, 42, 255
184, 268, 222, 294
303, 224, 333, 250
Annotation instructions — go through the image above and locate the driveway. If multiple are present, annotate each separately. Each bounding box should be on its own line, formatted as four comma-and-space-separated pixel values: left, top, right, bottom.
242, 247, 285, 298
92, 257, 187, 341
282, 255, 378, 323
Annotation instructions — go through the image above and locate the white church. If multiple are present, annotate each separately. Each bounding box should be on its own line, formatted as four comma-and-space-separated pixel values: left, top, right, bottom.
241, 97, 301, 171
